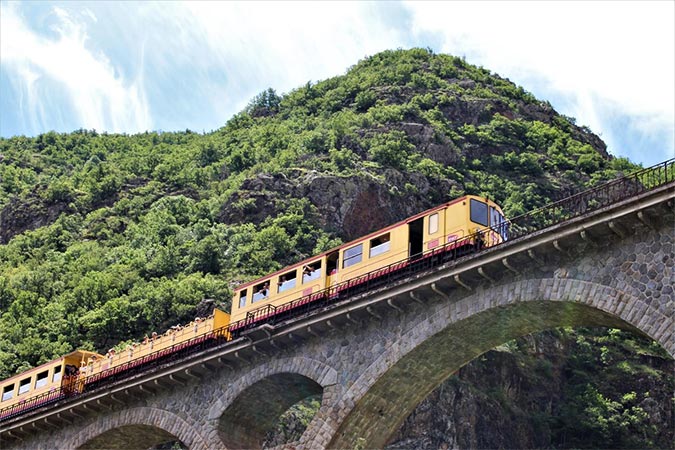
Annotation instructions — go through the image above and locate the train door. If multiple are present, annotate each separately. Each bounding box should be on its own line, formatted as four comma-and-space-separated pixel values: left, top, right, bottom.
62, 356, 80, 395
326, 251, 339, 287
408, 217, 424, 258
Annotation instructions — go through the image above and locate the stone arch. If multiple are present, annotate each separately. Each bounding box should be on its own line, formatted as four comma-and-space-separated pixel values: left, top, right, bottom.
323, 278, 672, 449
208, 357, 338, 449
71, 406, 211, 450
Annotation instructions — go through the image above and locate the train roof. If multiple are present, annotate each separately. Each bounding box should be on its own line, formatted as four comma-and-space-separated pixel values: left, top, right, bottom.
235, 195, 503, 290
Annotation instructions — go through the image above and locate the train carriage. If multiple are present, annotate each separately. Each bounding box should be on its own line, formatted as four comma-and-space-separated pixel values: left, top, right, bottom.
0, 310, 232, 420
0, 350, 101, 418
230, 195, 507, 325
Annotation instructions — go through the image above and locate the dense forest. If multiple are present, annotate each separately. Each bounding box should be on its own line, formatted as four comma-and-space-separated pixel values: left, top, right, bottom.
0, 48, 671, 448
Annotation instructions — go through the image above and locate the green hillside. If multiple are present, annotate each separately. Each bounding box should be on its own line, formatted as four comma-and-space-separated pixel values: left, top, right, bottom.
0, 48, 670, 448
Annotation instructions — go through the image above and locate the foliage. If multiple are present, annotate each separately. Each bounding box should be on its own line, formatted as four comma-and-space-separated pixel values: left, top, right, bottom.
245, 88, 282, 118
263, 396, 321, 447
550, 328, 673, 448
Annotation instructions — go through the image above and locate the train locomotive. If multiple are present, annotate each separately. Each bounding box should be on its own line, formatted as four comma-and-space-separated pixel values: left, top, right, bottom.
0, 195, 507, 421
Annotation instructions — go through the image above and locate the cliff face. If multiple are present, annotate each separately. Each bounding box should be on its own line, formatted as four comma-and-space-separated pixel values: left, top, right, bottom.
385, 329, 674, 449
0, 49, 670, 448
0, 195, 72, 244
219, 170, 439, 241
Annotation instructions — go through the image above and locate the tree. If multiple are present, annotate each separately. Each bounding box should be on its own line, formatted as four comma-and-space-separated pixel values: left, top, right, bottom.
246, 88, 281, 118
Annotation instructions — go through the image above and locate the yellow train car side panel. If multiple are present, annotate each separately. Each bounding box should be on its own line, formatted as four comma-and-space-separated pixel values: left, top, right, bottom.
81, 311, 224, 379
1, 358, 65, 411
264, 266, 309, 310
228, 194, 509, 327
1, 308, 229, 417
213, 309, 231, 330
422, 206, 447, 253
230, 256, 326, 324
212, 308, 232, 340
444, 198, 469, 245
0, 350, 104, 412
337, 223, 408, 285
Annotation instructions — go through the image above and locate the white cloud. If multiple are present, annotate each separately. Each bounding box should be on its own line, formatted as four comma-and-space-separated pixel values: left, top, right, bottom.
145, 2, 408, 116
0, 2, 151, 134
404, 1, 674, 163
1, 1, 671, 165
162, 0, 673, 163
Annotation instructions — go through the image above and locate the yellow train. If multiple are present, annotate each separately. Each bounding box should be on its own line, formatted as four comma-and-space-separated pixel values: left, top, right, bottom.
229, 195, 507, 326
0, 195, 507, 421
0, 310, 231, 420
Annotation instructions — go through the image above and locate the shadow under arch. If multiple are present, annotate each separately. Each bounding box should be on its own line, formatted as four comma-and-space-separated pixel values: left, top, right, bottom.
326, 278, 672, 449
78, 425, 183, 450
72, 407, 209, 450
209, 357, 338, 450
219, 372, 322, 449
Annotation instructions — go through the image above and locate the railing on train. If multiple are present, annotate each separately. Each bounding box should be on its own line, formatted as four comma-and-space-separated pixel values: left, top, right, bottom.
1, 158, 673, 424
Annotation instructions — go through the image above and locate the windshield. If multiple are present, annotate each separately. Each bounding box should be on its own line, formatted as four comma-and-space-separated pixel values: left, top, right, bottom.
490, 206, 509, 241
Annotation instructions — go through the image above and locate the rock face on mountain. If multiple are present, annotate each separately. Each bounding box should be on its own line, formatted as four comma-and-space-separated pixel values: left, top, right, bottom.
0, 48, 671, 448
220, 170, 444, 241
0, 195, 72, 244
385, 330, 673, 449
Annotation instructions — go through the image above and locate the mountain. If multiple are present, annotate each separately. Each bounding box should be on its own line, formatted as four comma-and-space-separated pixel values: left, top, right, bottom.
0, 48, 671, 448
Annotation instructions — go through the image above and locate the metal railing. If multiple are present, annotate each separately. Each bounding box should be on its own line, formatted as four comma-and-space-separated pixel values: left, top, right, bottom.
2, 158, 673, 425
507, 158, 674, 239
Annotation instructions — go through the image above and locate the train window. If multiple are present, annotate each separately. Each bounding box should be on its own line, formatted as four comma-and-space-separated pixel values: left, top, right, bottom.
239, 290, 247, 308
343, 243, 363, 268
35, 371, 49, 389
252, 281, 270, 303
18, 378, 31, 395
470, 199, 488, 227
302, 261, 321, 283
428, 213, 439, 234
52, 365, 62, 382
500, 221, 509, 241
369, 233, 391, 258
2, 385, 13, 402
277, 270, 297, 293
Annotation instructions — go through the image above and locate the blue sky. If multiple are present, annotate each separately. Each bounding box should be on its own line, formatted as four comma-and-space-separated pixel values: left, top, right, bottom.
1, 1, 673, 167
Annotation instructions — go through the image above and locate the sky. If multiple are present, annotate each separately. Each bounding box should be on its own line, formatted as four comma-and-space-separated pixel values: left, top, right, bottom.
1, 1, 673, 167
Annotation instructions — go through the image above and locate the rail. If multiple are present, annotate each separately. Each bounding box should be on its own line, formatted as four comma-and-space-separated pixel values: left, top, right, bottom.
1, 158, 673, 424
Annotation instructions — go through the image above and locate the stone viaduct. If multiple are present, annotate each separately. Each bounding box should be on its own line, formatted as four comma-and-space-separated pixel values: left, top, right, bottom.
1, 178, 673, 450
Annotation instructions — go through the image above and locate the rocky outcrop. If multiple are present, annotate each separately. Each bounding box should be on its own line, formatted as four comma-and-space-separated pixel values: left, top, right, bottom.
385, 330, 673, 449
0, 195, 72, 244
219, 169, 460, 242
386, 332, 568, 449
